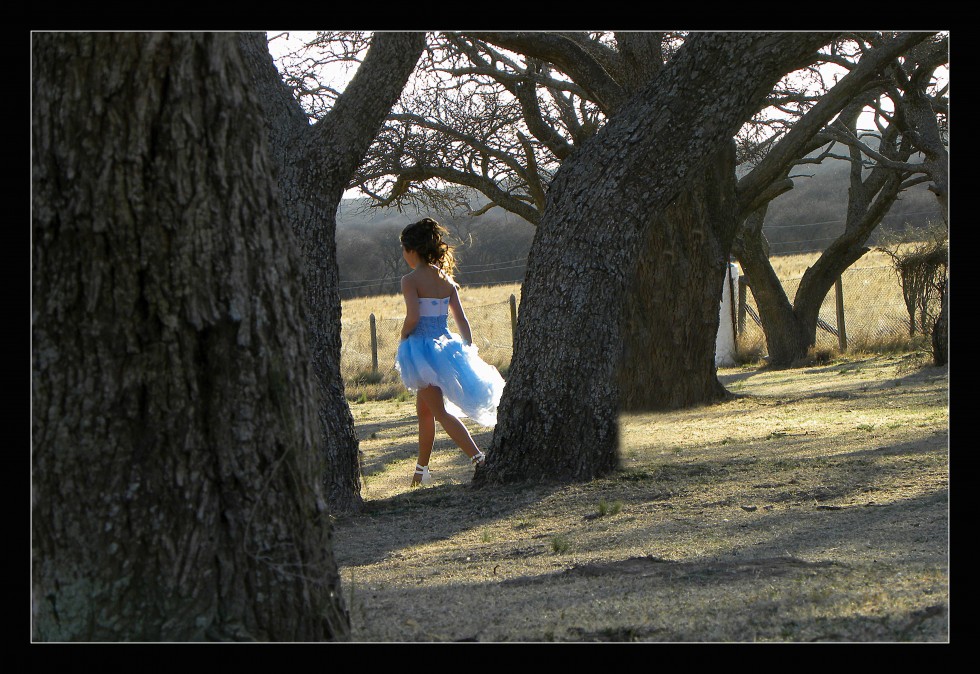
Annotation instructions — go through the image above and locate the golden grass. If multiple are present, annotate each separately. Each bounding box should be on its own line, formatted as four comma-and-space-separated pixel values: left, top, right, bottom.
767, 248, 896, 280
340, 249, 923, 398
335, 353, 949, 642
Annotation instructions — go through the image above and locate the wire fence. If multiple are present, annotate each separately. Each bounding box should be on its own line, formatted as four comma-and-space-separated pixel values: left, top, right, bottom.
340, 264, 933, 390
340, 296, 518, 386
737, 265, 935, 352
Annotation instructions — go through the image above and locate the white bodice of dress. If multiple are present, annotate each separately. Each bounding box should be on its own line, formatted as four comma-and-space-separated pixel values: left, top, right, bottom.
417, 296, 451, 317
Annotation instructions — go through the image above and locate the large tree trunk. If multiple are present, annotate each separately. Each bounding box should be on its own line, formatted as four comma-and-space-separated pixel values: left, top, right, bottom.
739, 132, 908, 368
619, 142, 738, 410
238, 32, 426, 513
477, 32, 836, 486
32, 32, 347, 641
734, 207, 816, 365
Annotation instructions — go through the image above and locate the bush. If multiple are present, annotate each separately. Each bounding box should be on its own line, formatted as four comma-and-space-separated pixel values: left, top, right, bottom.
876, 222, 948, 339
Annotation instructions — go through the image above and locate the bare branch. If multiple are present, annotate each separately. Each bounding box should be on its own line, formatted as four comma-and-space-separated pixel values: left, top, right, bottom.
736, 31, 935, 215
464, 31, 628, 113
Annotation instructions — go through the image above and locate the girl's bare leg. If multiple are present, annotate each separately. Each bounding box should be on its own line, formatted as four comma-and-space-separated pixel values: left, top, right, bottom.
413, 394, 436, 485
418, 385, 481, 460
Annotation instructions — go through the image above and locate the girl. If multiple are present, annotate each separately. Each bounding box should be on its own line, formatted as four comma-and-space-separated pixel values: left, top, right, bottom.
395, 218, 506, 486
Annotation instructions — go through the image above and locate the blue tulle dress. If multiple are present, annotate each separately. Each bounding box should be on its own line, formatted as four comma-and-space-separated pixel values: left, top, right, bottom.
395, 296, 505, 427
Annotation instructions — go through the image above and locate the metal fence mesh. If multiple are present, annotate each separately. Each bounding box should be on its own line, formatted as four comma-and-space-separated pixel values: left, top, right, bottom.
737, 265, 929, 350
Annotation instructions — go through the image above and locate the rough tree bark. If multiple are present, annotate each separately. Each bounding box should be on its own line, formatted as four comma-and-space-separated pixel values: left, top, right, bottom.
619, 141, 738, 410
460, 32, 740, 411
238, 32, 426, 513
32, 33, 347, 640
476, 32, 836, 486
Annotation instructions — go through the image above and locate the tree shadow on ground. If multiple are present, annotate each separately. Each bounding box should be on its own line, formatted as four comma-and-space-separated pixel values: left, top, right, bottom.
334, 477, 568, 566
339, 483, 948, 641
334, 428, 946, 571
356, 426, 496, 478
718, 356, 945, 391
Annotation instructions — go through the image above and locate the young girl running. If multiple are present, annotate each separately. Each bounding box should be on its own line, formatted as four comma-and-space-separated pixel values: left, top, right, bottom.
395, 218, 506, 486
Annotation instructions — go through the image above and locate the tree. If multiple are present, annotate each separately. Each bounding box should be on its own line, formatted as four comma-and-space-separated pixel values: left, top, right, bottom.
284, 32, 744, 411
474, 32, 837, 485
288, 31, 935, 409
33, 32, 346, 640
732, 32, 944, 366
237, 32, 426, 513
361, 31, 736, 410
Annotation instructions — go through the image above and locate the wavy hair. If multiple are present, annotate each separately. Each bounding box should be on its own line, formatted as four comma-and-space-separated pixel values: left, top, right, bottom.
400, 217, 459, 284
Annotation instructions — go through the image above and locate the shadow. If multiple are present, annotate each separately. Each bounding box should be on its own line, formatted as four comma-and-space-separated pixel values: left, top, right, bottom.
355, 419, 497, 478
717, 368, 766, 387
842, 436, 948, 460
500, 554, 842, 587
894, 362, 948, 389
336, 425, 946, 573
354, 417, 419, 441
334, 477, 567, 567
730, 487, 948, 564
716, 357, 884, 387
796, 357, 882, 376
358, 439, 420, 476
462, 485, 948, 592
340, 484, 948, 641
719, 356, 949, 392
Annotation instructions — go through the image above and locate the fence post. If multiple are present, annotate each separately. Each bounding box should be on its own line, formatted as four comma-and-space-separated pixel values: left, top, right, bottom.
509, 294, 518, 346
835, 276, 847, 352
738, 275, 748, 335
369, 313, 378, 374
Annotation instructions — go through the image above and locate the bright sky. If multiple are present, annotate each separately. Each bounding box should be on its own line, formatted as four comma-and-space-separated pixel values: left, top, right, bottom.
265, 32, 947, 197
267, 31, 356, 94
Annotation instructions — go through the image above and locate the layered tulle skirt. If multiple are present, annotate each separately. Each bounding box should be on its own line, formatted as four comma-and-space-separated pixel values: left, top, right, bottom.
395, 315, 505, 426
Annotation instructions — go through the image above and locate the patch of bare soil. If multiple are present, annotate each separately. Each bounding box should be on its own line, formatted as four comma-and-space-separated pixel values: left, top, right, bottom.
333, 353, 948, 642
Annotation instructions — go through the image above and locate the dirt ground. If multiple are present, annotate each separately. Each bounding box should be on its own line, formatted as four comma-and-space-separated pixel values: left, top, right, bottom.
332, 352, 949, 642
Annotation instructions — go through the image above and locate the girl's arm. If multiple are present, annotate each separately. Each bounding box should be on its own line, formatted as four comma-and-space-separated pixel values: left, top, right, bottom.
400, 275, 420, 340
448, 286, 473, 345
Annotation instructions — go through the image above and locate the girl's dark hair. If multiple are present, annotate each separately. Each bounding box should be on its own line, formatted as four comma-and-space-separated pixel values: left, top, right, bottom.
400, 217, 458, 282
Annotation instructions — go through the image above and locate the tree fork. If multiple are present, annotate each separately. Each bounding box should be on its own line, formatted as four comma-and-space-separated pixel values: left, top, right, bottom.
476, 32, 837, 486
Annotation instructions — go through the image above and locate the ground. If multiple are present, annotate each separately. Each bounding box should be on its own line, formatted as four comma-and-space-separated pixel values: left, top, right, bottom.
332, 352, 949, 642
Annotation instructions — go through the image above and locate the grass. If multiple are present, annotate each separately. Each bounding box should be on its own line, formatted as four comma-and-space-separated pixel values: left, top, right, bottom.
597, 499, 623, 517
550, 535, 572, 554
334, 350, 948, 642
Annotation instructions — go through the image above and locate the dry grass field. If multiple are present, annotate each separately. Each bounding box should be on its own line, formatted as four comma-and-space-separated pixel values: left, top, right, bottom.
333, 350, 948, 642
338, 249, 897, 326
329, 249, 947, 642
339, 249, 917, 401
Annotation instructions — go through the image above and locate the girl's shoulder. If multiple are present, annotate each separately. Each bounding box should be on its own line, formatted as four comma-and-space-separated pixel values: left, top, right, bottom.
400, 270, 418, 291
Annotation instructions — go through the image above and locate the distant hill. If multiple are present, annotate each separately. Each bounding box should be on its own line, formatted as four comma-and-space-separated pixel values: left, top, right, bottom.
335, 161, 944, 296
762, 157, 944, 255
